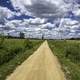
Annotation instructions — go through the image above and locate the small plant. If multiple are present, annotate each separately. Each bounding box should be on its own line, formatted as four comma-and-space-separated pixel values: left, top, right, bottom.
24, 39, 33, 49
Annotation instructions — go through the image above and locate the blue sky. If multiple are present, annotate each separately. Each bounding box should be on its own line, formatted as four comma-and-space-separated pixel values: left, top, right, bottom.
0, 0, 15, 11
0, 0, 80, 39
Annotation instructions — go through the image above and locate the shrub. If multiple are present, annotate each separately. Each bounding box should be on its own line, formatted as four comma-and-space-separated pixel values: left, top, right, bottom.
24, 39, 33, 49
0, 47, 22, 64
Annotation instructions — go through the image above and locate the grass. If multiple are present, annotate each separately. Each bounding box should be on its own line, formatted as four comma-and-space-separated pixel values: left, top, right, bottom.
48, 40, 80, 80
0, 38, 43, 80
0, 38, 80, 80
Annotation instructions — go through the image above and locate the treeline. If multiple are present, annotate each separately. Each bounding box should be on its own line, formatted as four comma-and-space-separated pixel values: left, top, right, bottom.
69, 38, 80, 40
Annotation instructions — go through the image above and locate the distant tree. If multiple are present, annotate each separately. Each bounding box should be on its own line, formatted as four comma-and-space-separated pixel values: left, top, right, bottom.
20, 32, 24, 39
7, 33, 10, 38
42, 34, 44, 40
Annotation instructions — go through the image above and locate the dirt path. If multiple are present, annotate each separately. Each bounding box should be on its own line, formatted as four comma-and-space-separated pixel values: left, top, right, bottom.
6, 41, 66, 80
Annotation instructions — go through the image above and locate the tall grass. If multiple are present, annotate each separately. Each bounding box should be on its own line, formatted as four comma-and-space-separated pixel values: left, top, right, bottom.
65, 43, 80, 63
0, 39, 42, 65
0, 39, 25, 65
48, 40, 80, 80
0, 39, 43, 80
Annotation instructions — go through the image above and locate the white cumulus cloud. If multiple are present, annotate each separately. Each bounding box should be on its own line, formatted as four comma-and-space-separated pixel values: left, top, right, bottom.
72, 4, 80, 16
0, 6, 14, 24
11, 0, 70, 18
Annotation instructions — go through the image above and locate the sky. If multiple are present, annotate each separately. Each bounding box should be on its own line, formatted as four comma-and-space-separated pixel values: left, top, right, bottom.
0, 0, 80, 39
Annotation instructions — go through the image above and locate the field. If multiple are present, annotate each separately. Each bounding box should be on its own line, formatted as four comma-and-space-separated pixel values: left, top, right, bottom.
48, 40, 80, 80
0, 38, 43, 80
0, 38, 80, 80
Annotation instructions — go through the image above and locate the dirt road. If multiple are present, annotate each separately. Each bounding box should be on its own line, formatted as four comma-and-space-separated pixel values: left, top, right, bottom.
6, 41, 66, 80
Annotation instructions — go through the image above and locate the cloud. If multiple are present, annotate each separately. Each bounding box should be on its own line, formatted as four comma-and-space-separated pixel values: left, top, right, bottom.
5, 20, 22, 29
0, 6, 14, 24
59, 18, 79, 30
11, 0, 70, 18
8, 30, 20, 37
72, 4, 80, 16
24, 18, 46, 25
60, 18, 79, 27
59, 18, 80, 38
0, 6, 14, 18
3, 18, 45, 31
0, 0, 80, 39
41, 23, 56, 30
1, 17, 79, 39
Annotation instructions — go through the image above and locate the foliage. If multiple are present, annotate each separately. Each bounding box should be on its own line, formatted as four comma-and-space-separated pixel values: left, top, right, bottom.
48, 40, 80, 80
0, 39, 80, 80
65, 44, 80, 63
24, 39, 33, 49
0, 39, 43, 80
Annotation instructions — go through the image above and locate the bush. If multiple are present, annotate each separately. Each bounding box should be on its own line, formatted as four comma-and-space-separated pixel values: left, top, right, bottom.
0, 47, 24, 65
24, 39, 33, 49
0, 39, 25, 65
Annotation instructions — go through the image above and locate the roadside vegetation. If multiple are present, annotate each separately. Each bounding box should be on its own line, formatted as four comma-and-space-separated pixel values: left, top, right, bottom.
0, 37, 43, 80
48, 40, 80, 80
0, 37, 80, 80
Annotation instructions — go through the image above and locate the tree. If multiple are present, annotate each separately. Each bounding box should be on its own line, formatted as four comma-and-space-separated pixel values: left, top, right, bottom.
20, 32, 24, 39
42, 34, 44, 40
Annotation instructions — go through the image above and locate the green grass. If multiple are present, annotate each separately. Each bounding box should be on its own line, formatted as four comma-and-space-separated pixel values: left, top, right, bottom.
48, 40, 80, 80
0, 38, 80, 80
0, 38, 43, 80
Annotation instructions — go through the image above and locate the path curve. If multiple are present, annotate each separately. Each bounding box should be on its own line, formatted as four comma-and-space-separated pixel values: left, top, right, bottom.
6, 40, 66, 80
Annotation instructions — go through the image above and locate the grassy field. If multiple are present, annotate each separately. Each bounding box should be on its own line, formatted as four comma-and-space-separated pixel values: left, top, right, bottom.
0, 38, 43, 80
0, 38, 80, 80
48, 40, 80, 80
